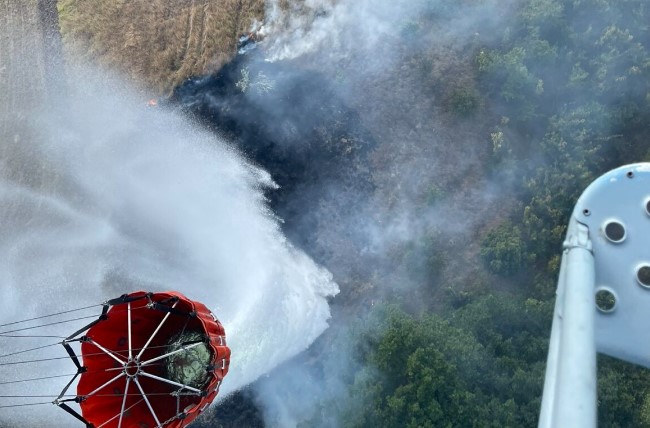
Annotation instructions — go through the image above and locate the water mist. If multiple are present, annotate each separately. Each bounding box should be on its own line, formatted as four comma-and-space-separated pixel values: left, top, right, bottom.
0, 70, 338, 427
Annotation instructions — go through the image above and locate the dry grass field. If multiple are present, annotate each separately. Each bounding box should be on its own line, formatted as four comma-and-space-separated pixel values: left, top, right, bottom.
58, 0, 266, 94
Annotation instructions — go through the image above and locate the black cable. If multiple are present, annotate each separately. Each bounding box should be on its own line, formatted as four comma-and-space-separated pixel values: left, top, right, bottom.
0, 304, 152, 336
0, 373, 79, 385
0, 342, 60, 359
0, 304, 102, 328
0, 401, 51, 409
0, 395, 67, 398
0, 315, 101, 335
0, 334, 68, 338
0, 355, 72, 366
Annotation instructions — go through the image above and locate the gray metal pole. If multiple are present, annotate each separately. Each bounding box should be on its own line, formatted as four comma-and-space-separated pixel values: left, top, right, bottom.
539, 221, 596, 428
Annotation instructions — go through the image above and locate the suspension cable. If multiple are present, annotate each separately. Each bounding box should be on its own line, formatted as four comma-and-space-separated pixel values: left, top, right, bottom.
0, 334, 68, 339
0, 342, 60, 358
0, 315, 101, 335
0, 304, 102, 328
0, 355, 75, 366
0, 373, 81, 385
0, 304, 150, 336
0, 401, 52, 409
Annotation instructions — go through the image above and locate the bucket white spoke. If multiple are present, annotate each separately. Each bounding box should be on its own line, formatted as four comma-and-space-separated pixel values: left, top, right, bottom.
138, 370, 202, 394
134, 377, 162, 428
140, 341, 203, 367
136, 302, 178, 360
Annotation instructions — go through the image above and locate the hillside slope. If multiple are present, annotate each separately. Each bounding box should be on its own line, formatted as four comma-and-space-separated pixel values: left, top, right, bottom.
58, 0, 265, 94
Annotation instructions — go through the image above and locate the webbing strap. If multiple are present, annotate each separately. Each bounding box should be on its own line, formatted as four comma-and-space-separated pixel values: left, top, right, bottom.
57, 401, 94, 428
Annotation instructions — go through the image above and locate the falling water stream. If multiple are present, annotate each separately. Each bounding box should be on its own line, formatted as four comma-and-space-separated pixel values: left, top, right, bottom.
0, 72, 338, 427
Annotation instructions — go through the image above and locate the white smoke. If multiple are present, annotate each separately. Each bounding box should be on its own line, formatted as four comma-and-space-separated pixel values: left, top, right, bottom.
260, 0, 510, 65
262, 0, 406, 63
240, 0, 519, 426
0, 69, 338, 426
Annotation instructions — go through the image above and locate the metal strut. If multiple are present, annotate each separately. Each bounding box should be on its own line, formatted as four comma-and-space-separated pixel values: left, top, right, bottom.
57, 399, 94, 428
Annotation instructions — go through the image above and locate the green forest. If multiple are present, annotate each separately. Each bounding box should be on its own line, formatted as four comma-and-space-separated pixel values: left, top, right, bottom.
323, 0, 650, 426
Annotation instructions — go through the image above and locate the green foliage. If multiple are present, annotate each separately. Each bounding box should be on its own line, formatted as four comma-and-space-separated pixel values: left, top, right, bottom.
597, 355, 650, 428
344, 305, 484, 427
471, 0, 650, 424
480, 221, 527, 276
340, 0, 650, 425
344, 0, 650, 425
478, 46, 540, 119
448, 87, 481, 117
341, 301, 550, 427
450, 295, 551, 425
519, 102, 613, 266
477, 0, 650, 268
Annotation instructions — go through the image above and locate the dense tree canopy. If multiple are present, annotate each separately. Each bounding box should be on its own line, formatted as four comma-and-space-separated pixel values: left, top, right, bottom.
329, 0, 650, 426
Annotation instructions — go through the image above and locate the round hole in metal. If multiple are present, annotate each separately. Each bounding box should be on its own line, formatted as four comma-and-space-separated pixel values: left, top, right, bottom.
604, 221, 626, 243
637, 265, 650, 288
595, 289, 616, 313
646, 199, 650, 216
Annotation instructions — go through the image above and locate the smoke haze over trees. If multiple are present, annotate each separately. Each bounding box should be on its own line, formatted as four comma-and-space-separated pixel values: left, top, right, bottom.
2, 0, 650, 427
170, 0, 650, 426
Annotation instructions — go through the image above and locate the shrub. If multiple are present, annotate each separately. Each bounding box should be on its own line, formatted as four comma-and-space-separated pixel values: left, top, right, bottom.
480, 221, 526, 276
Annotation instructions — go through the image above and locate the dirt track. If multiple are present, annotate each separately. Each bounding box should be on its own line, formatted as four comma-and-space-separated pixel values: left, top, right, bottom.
58, 0, 265, 94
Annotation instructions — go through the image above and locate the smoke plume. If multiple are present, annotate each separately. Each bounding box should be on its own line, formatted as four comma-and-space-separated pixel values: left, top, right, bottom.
173, 0, 518, 426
